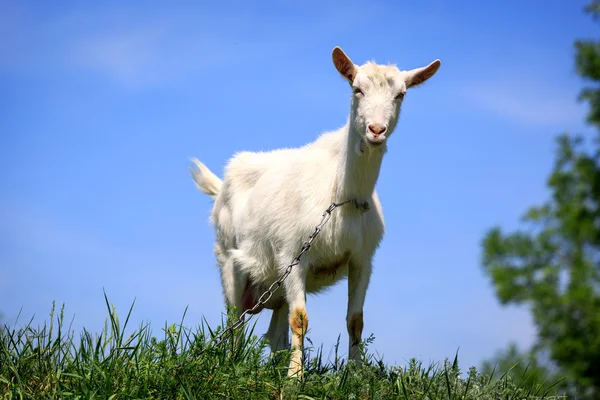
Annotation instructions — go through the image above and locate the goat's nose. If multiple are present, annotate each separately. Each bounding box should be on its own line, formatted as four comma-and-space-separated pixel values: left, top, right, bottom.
368, 123, 387, 136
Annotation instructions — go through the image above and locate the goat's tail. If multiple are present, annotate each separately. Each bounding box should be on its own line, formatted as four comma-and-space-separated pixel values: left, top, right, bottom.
189, 158, 223, 201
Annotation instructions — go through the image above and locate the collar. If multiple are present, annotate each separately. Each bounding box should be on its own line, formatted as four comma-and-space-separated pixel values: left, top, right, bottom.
333, 197, 369, 213
351, 197, 370, 213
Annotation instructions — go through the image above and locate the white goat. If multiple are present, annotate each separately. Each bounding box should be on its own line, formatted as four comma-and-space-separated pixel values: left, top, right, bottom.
191, 47, 440, 377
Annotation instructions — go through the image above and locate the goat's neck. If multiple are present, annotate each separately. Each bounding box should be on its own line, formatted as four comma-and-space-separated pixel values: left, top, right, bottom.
336, 122, 384, 203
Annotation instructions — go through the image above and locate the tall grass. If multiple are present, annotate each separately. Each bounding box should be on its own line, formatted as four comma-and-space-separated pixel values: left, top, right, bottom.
1, 295, 565, 399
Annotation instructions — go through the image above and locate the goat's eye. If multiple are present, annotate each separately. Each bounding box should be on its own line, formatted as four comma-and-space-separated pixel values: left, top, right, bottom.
395, 92, 405, 101
353, 88, 364, 97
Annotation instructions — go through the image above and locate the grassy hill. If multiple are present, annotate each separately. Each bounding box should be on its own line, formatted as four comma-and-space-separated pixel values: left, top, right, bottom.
1, 300, 564, 399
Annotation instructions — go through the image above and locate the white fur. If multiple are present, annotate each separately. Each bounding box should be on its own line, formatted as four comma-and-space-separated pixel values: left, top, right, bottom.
190, 158, 222, 201
190, 47, 440, 377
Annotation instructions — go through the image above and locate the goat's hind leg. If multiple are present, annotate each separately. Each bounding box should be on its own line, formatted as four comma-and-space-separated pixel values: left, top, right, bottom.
218, 253, 248, 326
265, 302, 290, 354
216, 254, 253, 354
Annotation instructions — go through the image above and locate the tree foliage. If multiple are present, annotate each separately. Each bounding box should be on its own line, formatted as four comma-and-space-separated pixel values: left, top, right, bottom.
481, 343, 563, 393
481, 2, 600, 398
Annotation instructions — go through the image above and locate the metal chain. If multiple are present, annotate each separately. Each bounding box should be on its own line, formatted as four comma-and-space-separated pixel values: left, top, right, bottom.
201, 198, 368, 352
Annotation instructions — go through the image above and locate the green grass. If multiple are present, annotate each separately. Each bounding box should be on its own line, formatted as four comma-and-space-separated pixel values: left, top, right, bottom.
1, 296, 565, 399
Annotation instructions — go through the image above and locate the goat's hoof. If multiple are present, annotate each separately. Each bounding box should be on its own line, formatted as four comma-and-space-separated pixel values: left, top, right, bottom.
287, 365, 303, 379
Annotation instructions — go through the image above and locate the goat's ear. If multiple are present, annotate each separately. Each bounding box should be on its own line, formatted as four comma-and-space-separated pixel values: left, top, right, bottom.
332, 47, 357, 83
405, 59, 441, 88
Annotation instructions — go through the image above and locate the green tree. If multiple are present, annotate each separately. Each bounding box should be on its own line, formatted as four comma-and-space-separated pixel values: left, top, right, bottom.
481, 344, 563, 393
481, 2, 600, 398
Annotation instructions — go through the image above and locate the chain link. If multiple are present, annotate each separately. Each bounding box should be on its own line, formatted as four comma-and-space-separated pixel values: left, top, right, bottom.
201, 199, 367, 352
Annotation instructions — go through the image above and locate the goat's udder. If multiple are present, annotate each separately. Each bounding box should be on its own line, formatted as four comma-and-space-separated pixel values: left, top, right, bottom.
242, 278, 262, 314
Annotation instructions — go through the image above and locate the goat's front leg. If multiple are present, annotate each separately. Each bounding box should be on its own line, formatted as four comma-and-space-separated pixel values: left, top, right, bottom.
283, 259, 308, 377
347, 257, 372, 365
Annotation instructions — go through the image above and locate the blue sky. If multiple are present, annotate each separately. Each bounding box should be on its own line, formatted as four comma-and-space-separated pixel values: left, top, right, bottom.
1, 0, 597, 370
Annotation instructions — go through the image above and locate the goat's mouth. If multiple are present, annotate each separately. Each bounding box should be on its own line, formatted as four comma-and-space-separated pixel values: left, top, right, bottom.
365, 135, 386, 146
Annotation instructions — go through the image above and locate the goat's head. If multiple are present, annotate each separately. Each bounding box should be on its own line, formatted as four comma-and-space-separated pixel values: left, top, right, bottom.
332, 47, 440, 149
